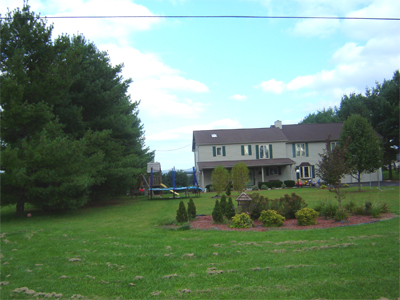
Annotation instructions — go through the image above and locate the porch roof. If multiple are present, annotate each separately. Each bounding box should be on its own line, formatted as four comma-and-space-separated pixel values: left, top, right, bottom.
197, 158, 295, 170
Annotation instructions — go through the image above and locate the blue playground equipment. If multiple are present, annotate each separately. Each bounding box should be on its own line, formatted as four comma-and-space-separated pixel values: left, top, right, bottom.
148, 166, 202, 199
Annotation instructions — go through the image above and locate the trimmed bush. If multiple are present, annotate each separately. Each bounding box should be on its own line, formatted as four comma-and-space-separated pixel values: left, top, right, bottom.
261, 184, 268, 190
187, 198, 197, 221
230, 213, 254, 229
212, 200, 224, 223
220, 195, 227, 216
280, 193, 308, 219
284, 180, 296, 188
176, 201, 188, 223
259, 210, 285, 227
295, 208, 319, 226
252, 185, 259, 190
225, 197, 236, 220
271, 181, 283, 188
226, 185, 231, 196
205, 184, 213, 192
320, 185, 327, 189
334, 207, 349, 222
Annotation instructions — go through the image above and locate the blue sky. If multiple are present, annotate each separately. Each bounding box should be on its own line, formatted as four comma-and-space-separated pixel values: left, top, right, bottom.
2, 0, 399, 171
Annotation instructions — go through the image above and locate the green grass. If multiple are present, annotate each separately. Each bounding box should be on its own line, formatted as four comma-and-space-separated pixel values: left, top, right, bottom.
382, 169, 400, 181
1, 187, 399, 299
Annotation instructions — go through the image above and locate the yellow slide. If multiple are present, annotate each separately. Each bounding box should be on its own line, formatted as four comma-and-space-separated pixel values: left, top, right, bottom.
160, 183, 179, 196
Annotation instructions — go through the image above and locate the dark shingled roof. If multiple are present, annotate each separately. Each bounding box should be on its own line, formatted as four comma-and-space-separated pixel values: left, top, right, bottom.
192, 123, 343, 149
197, 158, 295, 169
281, 123, 343, 142
192, 127, 288, 150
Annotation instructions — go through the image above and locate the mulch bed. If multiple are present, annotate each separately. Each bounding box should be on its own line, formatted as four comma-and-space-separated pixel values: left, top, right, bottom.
189, 213, 397, 231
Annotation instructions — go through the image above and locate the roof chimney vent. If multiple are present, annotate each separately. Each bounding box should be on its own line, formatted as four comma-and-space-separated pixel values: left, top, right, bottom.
274, 120, 282, 129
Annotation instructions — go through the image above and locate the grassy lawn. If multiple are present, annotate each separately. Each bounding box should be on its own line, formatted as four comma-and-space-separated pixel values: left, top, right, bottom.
1, 187, 399, 299
382, 169, 400, 181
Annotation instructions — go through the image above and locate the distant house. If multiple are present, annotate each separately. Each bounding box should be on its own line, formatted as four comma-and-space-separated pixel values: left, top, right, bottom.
192, 120, 382, 189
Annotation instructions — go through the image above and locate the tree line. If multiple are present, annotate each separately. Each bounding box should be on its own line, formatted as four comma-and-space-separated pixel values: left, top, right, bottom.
301, 70, 399, 179
1, 5, 154, 215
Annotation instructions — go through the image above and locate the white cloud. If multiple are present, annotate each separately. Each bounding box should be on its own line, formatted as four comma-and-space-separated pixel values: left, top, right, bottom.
255, 79, 285, 94
229, 94, 248, 101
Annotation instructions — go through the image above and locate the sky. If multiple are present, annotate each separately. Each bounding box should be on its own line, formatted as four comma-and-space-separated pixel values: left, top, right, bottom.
2, 0, 400, 171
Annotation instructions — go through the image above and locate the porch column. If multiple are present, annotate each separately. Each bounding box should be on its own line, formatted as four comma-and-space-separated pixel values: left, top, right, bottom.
261, 167, 265, 182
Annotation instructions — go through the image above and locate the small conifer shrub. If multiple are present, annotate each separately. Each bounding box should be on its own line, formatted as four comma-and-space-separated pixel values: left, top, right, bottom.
212, 200, 224, 223
295, 208, 319, 226
259, 210, 285, 227
187, 198, 197, 221
225, 197, 236, 220
176, 201, 188, 223
220, 195, 227, 216
230, 213, 254, 229
226, 185, 231, 196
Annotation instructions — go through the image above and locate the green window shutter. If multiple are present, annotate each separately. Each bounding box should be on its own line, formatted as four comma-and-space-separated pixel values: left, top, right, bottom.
269, 144, 273, 159
213, 146, 216, 157
292, 144, 296, 158
241, 145, 244, 156
295, 166, 300, 179
222, 146, 226, 156
255, 145, 259, 159
248, 145, 252, 155
311, 165, 315, 178
305, 143, 309, 157
278, 167, 281, 175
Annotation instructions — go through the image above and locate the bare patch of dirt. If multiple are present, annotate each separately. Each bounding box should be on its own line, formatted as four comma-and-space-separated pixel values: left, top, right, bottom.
190, 213, 397, 231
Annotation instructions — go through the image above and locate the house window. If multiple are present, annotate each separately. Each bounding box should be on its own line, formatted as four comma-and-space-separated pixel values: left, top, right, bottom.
213, 146, 226, 157
270, 167, 279, 175
216, 147, 222, 156
330, 142, 338, 151
241, 145, 252, 156
259, 145, 270, 159
296, 143, 306, 156
296, 164, 314, 179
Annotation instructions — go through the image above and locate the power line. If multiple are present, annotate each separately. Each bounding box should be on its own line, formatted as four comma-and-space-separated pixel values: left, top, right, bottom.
3, 15, 400, 21
155, 144, 191, 152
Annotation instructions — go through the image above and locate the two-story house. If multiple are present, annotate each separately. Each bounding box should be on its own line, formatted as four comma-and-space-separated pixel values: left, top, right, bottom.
192, 120, 382, 189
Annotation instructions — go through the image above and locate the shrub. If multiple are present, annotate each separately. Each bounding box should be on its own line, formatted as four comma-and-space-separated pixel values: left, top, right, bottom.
225, 197, 236, 220
320, 185, 327, 189
284, 180, 296, 188
212, 200, 224, 223
353, 205, 365, 216
258, 182, 272, 189
280, 193, 308, 219
380, 202, 389, 213
259, 210, 285, 227
252, 185, 259, 190
230, 213, 254, 229
176, 201, 188, 223
295, 208, 319, 226
226, 185, 231, 196
318, 201, 338, 219
334, 207, 349, 222
261, 184, 268, 190
271, 181, 283, 188
371, 205, 381, 218
187, 198, 197, 221
344, 200, 357, 214
364, 201, 373, 215
205, 184, 212, 192
220, 195, 227, 216
343, 183, 349, 188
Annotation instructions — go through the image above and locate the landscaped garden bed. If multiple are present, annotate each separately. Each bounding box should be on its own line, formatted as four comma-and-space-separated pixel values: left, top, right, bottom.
190, 213, 397, 231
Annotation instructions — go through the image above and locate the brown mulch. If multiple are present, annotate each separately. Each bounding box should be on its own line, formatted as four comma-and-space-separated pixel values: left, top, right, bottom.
189, 213, 397, 231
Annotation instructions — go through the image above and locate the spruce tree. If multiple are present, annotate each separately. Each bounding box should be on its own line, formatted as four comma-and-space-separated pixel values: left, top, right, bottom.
226, 185, 231, 196
225, 197, 236, 220
187, 198, 197, 220
220, 195, 227, 216
212, 200, 224, 223
176, 201, 188, 223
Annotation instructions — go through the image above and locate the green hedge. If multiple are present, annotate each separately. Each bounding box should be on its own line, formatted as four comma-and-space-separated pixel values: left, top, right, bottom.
284, 180, 296, 188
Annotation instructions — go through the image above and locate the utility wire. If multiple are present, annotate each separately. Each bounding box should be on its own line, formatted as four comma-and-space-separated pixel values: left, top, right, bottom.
3, 15, 400, 21
155, 144, 191, 152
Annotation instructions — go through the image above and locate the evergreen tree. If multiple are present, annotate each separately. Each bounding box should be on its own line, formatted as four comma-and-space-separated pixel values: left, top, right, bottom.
176, 201, 188, 223
0, 5, 154, 214
187, 198, 197, 221
226, 185, 231, 196
225, 197, 236, 220
212, 200, 224, 223
220, 195, 227, 216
